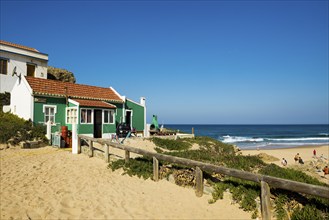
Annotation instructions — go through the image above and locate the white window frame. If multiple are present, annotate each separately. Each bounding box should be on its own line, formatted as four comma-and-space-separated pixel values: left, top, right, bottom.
103, 109, 115, 124
66, 107, 78, 124
80, 108, 93, 124
43, 105, 57, 125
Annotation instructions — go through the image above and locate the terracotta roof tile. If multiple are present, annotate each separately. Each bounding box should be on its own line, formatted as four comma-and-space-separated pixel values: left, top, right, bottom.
26, 77, 123, 103
0, 40, 39, 52
72, 99, 116, 109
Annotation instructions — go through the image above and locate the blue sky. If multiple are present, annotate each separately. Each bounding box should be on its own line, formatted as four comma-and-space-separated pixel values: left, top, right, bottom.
1, 0, 328, 124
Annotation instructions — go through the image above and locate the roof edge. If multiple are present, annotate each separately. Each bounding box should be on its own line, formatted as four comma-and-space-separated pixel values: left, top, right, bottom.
33, 92, 124, 103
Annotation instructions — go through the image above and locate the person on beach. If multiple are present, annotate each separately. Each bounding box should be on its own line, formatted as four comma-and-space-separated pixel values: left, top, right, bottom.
323, 166, 329, 176
298, 157, 304, 164
313, 149, 316, 158
281, 158, 287, 166
294, 153, 300, 163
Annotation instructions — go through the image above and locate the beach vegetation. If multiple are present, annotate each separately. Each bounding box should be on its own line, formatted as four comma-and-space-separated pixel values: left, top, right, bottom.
188, 136, 236, 154
166, 150, 265, 172
259, 163, 326, 186
0, 112, 48, 144
108, 157, 154, 180
210, 177, 260, 214
291, 204, 325, 220
0, 92, 10, 113
274, 194, 289, 219
151, 137, 191, 151
107, 136, 329, 219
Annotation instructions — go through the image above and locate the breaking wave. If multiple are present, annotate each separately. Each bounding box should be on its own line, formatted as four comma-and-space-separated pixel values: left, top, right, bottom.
220, 135, 329, 149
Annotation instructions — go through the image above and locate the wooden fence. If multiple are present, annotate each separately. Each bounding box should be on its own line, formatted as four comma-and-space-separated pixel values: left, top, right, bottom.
78, 135, 329, 220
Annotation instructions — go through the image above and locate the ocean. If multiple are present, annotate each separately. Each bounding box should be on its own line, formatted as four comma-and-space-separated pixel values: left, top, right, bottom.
165, 124, 329, 150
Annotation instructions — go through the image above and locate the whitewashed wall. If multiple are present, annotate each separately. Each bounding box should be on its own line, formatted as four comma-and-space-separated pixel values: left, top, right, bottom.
0, 47, 48, 93
10, 77, 34, 120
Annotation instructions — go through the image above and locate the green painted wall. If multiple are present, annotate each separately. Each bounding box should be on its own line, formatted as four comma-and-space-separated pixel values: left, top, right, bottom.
114, 103, 124, 125
78, 123, 93, 134
126, 100, 144, 131
102, 123, 116, 135
33, 96, 66, 133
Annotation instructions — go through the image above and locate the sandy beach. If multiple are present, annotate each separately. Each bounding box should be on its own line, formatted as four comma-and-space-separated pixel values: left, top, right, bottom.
241, 145, 329, 166
0, 145, 250, 220
241, 145, 329, 184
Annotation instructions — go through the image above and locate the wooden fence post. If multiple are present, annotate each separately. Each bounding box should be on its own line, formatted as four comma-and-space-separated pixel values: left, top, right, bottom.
261, 181, 271, 220
192, 127, 194, 135
77, 136, 81, 154
153, 157, 159, 182
125, 150, 130, 164
195, 166, 203, 197
88, 140, 93, 157
104, 144, 109, 163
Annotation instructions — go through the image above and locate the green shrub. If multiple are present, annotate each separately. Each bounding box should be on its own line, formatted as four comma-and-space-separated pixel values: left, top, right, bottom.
211, 182, 229, 201
108, 157, 154, 180
291, 205, 325, 220
151, 137, 191, 151
0, 92, 10, 112
0, 112, 26, 143
154, 147, 164, 153
259, 164, 327, 186
167, 148, 266, 171
188, 136, 236, 155
210, 177, 260, 214
0, 112, 47, 144
223, 154, 266, 171
275, 194, 289, 220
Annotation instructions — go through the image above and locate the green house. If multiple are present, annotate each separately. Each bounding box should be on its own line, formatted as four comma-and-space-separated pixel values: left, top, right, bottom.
10, 76, 146, 138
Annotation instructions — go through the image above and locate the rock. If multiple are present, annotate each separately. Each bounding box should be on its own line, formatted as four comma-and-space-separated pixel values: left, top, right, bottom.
47, 66, 76, 83
159, 166, 171, 180
20, 142, 29, 148
168, 174, 175, 184
173, 169, 195, 187
203, 185, 214, 195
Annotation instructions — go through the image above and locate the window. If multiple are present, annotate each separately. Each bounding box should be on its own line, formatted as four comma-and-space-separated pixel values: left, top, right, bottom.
81, 109, 92, 124
104, 110, 114, 124
66, 108, 78, 124
0, 58, 8, 75
27, 63, 36, 77
43, 105, 57, 124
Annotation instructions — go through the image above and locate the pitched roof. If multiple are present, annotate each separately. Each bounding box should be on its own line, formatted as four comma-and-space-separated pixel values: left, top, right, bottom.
26, 77, 124, 103
72, 99, 116, 109
0, 40, 39, 52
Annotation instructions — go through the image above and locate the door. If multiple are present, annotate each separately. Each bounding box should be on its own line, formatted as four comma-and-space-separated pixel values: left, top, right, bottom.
125, 110, 132, 129
94, 110, 102, 138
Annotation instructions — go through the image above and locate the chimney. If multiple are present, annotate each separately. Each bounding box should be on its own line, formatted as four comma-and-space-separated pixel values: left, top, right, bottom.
140, 97, 146, 106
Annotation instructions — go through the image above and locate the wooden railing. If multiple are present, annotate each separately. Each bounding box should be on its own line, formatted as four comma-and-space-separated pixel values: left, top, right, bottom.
78, 135, 329, 220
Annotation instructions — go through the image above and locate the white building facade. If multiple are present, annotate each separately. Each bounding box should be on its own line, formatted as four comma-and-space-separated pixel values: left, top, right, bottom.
0, 40, 48, 93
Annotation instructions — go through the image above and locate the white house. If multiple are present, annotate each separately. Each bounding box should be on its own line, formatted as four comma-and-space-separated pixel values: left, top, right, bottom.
0, 40, 48, 93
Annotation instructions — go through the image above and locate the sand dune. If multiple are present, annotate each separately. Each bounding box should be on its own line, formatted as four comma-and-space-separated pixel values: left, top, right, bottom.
0, 146, 251, 220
